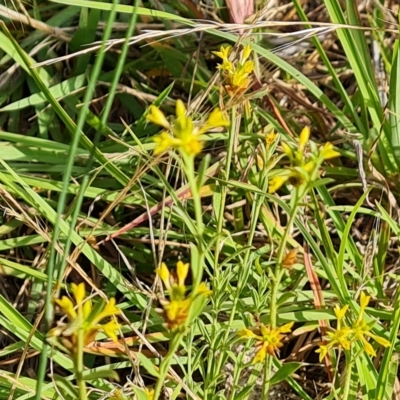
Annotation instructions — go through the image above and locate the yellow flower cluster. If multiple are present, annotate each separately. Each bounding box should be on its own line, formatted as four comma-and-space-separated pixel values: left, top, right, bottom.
157, 261, 211, 331
316, 292, 390, 361
50, 283, 120, 351
268, 126, 340, 193
147, 100, 229, 157
238, 322, 294, 364
213, 44, 254, 95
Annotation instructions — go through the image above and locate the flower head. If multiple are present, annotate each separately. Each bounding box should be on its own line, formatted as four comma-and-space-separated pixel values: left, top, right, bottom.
148, 100, 229, 157
268, 126, 339, 193
238, 322, 294, 363
316, 292, 390, 362
265, 131, 277, 147
50, 283, 120, 352
144, 388, 154, 400
157, 261, 211, 330
213, 44, 254, 95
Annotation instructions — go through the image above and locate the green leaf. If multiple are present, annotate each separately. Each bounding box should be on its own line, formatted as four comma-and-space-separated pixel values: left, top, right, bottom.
52, 374, 78, 400
83, 370, 120, 382
132, 386, 150, 400
270, 362, 302, 385
0, 74, 87, 111
137, 352, 160, 378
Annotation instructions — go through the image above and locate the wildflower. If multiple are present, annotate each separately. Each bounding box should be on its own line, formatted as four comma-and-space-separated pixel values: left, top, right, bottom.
157, 261, 211, 330
316, 292, 390, 362
213, 44, 254, 95
265, 131, 277, 147
49, 283, 120, 352
238, 322, 294, 364
351, 292, 390, 356
144, 388, 154, 400
109, 389, 127, 400
282, 248, 298, 269
268, 126, 339, 193
268, 161, 314, 194
320, 142, 341, 160
147, 100, 229, 157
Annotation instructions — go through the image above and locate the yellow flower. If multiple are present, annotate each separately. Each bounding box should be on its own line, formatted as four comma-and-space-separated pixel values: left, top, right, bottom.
268, 164, 314, 193
327, 326, 353, 350
334, 304, 349, 328
148, 100, 229, 157
298, 126, 310, 152
147, 105, 170, 129
320, 142, 340, 160
265, 131, 277, 147
316, 292, 390, 361
241, 44, 252, 63
212, 45, 231, 62
50, 283, 120, 351
315, 344, 329, 362
268, 175, 290, 193
213, 44, 254, 95
269, 126, 341, 194
157, 261, 211, 330
144, 388, 155, 400
351, 292, 390, 356
238, 322, 294, 363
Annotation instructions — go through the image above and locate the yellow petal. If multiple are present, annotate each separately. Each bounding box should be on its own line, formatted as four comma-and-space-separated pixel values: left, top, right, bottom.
315, 345, 329, 363
360, 336, 376, 356
176, 261, 189, 287
205, 108, 230, 129
99, 298, 120, 319
153, 132, 178, 154
303, 161, 315, 173
157, 263, 171, 290
253, 344, 267, 364
82, 298, 93, 320
147, 105, 170, 129
367, 332, 390, 348
359, 292, 370, 310
320, 142, 340, 160
237, 328, 256, 338
71, 282, 86, 306
242, 44, 252, 62
175, 99, 186, 119
181, 135, 203, 156
260, 324, 272, 337
298, 126, 310, 150
268, 175, 289, 193
334, 304, 349, 322
101, 319, 121, 342
278, 321, 294, 333
196, 282, 212, 297
212, 45, 231, 61
265, 131, 277, 146
55, 296, 77, 320
144, 388, 155, 400
242, 60, 254, 74
281, 142, 293, 159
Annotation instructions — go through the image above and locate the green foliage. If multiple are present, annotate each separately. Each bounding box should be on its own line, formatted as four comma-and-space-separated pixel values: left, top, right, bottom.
0, 0, 399, 399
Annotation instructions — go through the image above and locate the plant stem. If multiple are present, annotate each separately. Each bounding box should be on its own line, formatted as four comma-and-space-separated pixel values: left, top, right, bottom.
261, 355, 273, 400
75, 330, 87, 400
153, 332, 184, 400
262, 188, 302, 398
182, 153, 206, 289
213, 105, 238, 280
207, 174, 267, 394
269, 187, 302, 327
342, 352, 353, 400
204, 105, 238, 393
